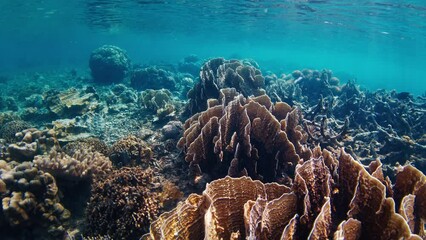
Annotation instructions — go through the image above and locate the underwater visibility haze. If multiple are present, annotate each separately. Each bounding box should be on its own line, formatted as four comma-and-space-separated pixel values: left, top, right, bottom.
0, 0, 425, 239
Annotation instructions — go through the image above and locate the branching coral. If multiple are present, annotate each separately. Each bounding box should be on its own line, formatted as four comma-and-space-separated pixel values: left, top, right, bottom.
85, 167, 161, 239
268, 70, 426, 167
145, 148, 425, 240
0, 161, 70, 237
178, 88, 311, 184
186, 58, 266, 114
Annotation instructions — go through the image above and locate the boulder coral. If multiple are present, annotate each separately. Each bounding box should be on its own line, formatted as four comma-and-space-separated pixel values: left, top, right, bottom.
89, 45, 131, 84
186, 58, 266, 114
131, 66, 177, 91
144, 148, 426, 240
0, 161, 70, 236
109, 135, 152, 167
85, 167, 161, 239
0, 120, 31, 143
178, 88, 311, 184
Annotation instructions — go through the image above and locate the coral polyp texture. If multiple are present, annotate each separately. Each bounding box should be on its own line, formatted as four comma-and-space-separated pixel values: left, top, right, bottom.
33, 148, 112, 181
5, 128, 60, 162
178, 88, 311, 184
187, 58, 266, 114
144, 148, 426, 240
140, 89, 176, 121
85, 167, 161, 239
89, 45, 131, 84
109, 135, 153, 167
0, 120, 31, 143
0, 161, 70, 237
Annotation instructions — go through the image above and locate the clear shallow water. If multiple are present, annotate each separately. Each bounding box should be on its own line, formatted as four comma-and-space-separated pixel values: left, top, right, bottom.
0, 0, 425, 94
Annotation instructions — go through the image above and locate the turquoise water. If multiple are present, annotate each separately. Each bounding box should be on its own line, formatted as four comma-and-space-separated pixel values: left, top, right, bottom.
0, 0, 425, 94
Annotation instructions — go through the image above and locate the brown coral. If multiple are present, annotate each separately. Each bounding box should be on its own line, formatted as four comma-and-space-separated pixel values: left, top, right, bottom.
187, 58, 266, 114
43, 87, 99, 118
178, 89, 311, 183
85, 167, 161, 239
145, 176, 292, 240
62, 137, 110, 156
145, 148, 425, 240
0, 120, 31, 143
33, 148, 112, 181
0, 161, 70, 237
109, 135, 152, 167
6, 128, 60, 161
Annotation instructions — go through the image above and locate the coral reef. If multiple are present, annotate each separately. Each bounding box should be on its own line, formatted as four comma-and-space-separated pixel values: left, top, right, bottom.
186, 58, 266, 114
0, 120, 31, 143
267, 70, 426, 170
161, 121, 183, 140
0, 96, 18, 111
0, 112, 21, 126
139, 89, 176, 121
85, 167, 160, 239
177, 54, 202, 77
0, 161, 70, 237
43, 87, 99, 118
145, 148, 425, 240
89, 45, 131, 84
6, 128, 60, 161
1, 54, 425, 240
131, 66, 177, 91
62, 137, 110, 156
33, 148, 112, 182
109, 135, 152, 167
178, 88, 311, 184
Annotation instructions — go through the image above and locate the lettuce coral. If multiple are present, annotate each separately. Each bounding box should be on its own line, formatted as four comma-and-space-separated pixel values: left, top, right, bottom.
178, 88, 311, 184
186, 58, 266, 114
144, 148, 425, 240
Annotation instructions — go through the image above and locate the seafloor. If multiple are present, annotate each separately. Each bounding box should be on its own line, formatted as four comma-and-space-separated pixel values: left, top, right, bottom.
0, 45, 425, 240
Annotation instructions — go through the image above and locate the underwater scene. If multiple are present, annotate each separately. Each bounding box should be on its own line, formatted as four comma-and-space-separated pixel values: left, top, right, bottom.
0, 0, 426, 239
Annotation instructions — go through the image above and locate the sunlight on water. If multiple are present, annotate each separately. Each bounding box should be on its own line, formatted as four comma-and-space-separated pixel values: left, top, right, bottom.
0, 0, 425, 94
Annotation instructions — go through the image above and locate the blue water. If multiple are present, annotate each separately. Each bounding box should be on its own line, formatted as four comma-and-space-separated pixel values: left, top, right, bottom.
0, 0, 425, 94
